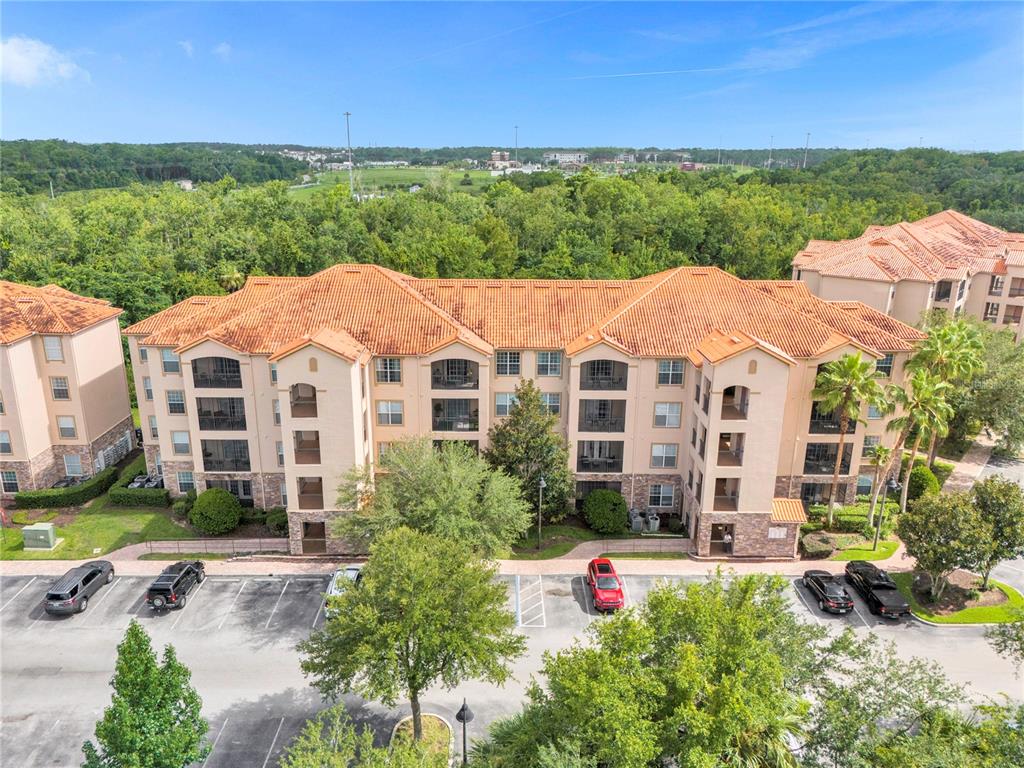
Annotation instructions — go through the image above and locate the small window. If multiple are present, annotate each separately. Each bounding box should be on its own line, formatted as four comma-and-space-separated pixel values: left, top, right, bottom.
989, 275, 1005, 295
654, 402, 682, 428
984, 302, 1000, 323
155, 451, 162, 474
857, 474, 873, 496
648, 484, 675, 508
0, 431, 11, 454
171, 431, 191, 455
541, 392, 561, 416
768, 527, 788, 540
651, 443, 678, 468
276, 441, 285, 467
64, 454, 83, 477
1, 470, 19, 493
495, 393, 517, 417
875, 354, 894, 377
43, 335, 63, 361
148, 415, 159, 440
280, 481, 288, 507
375, 358, 402, 384
177, 471, 195, 493
867, 405, 883, 420
167, 390, 186, 415
273, 399, 281, 426
694, 379, 701, 403
862, 435, 880, 457
687, 469, 694, 489
536, 351, 562, 377
139, 347, 148, 362
657, 360, 684, 385
376, 401, 404, 426
161, 349, 180, 374
496, 351, 521, 376
270, 363, 278, 384
50, 376, 71, 401
56, 416, 77, 439
747, 360, 758, 375
143, 377, 153, 401
308, 357, 318, 373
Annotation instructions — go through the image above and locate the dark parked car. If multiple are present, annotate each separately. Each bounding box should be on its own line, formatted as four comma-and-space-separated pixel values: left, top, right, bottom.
845, 561, 911, 618
145, 561, 205, 610
802, 569, 854, 614
44, 561, 115, 615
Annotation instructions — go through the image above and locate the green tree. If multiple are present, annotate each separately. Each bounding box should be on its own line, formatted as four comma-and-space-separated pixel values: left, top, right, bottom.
82, 621, 208, 768
897, 492, 988, 600
333, 437, 530, 558
972, 475, 1024, 589
811, 353, 884, 525
986, 610, 1024, 667
298, 528, 525, 741
483, 379, 574, 524
216, 260, 245, 292
865, 444, 892, 527
189, 487, 242, 535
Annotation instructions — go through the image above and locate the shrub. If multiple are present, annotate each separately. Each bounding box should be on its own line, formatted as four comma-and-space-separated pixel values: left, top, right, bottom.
189, 488, 242, 535
171, 500, 190, 519
266, 507, 288, 535
240, 507, 268, 525
582, 489, 628, 534
801, 532, 834, 559
907, 464, 940, 502
11, 509, 58, 525
15, 466, 119, 509
108, 454, 170, 507
800, 521, 825, 536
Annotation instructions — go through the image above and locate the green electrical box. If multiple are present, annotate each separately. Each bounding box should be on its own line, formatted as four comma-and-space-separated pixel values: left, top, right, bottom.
22, 522, 57, 549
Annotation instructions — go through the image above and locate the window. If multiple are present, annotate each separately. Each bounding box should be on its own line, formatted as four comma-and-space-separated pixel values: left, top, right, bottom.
874, 354, 894, 377
984, 302, 1000, 322
857, 474, 873, 496
309, 357, 318, 373
768, 527, 787, 540
694, 379, 701, 403
270, 363, 278, 384
376, 400, 404, 426
496, 351, 520, 376
0, 392, 4, 414
154, 451, 162, 475
649, 484, 675, 508
143, 377, 153, 401
862, 435, 880, 457
378, 442, 391, 460
139, 347, 148, 362
541, 392, 561, 415
43, 335, 63, 361
536, 351, 562, 377
375, 358, 402, 384
495, 393, 517, 417
56, 416, 77, 439
1, 471, 18, 493
201, 440, 250, 471
957, 280, 966, 300
277, 441, 285, 467
748, 360, 758, 375
0, 431, 10, 454
50, 376, 70, 400
867, 405, 883, 420
687, 469, 694, 489
654, 402, 681, 428
177, 471, 195, 493
989, 275, 1005, 295
273, 399, 281, 426
167, 390, 186, 415
161, 348, 180, 373
651, 443, 678, 468
935, 280, 952, 302
657, 360, 684, 385
64, 454, 83, 477
690, 427, 697, 447
148, 415, 159, 440
280, 481, 288, 507
171, 431, 191, 455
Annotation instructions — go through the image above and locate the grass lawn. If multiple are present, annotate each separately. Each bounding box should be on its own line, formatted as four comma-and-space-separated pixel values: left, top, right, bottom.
1, 494, 195, 561
830, 539, 899, 561
289, 167, 495, 199
891, 573, 1024, 624
130, 406, 140, 427
599, 551, 687, 560
393, 713, 450, 755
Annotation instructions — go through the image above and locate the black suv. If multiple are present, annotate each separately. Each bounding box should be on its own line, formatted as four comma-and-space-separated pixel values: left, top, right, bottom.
45, 561, 115, 615
145, 560, 205, 610
802, 569, 854, 614
844, 560, 911, 619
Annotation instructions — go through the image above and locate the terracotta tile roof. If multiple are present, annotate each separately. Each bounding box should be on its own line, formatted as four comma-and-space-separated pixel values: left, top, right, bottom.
691, 329, 796, 367
795, 210, 1017, 284
269, 327, 369, 363
829, 301, 928, 343
1, 280, 122, 345
771, 498, 807, 524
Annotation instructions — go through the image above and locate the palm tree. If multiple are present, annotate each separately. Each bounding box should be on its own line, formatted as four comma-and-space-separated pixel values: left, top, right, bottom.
866, 444, 892, 527
811, 354, 884, 527
217, 263, 245, 292
882, 371, 954, 516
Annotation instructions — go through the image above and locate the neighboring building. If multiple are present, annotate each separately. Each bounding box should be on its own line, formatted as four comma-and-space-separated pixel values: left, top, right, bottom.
487, 151, 520, 171
174, 179, 194, 191
0, 282, 134, 501
543, 151, 589, 166
125, 265, 924, 559
793, 210, 1024, 339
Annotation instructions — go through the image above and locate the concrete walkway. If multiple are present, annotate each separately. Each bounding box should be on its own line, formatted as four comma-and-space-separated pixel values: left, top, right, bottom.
942, 434, 996, 492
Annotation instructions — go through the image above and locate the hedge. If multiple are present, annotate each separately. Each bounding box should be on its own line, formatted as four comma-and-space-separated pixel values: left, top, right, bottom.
266, 507, 288, 535
907, 464, 940, 502
189, 488, 242, 535
108, 454, 170, 507
14, 465, 119, 509
801, 532, 834, 559
582, 489, 628, 534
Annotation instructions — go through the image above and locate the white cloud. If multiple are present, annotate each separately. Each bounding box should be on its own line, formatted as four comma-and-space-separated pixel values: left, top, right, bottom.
212, 42, 231, 61
0, 36, 87, 87
178, 40, 194, 58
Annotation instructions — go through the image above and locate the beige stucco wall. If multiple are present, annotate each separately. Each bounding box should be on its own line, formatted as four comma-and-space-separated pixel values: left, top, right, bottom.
816, 275, 894, 315
890, 280, 934, 327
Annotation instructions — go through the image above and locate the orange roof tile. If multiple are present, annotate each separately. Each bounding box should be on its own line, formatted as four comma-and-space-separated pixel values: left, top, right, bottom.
692, 329, 796, 367
268, 327, 369, 363
771, 498, 807, 524
1, 280, 121, 345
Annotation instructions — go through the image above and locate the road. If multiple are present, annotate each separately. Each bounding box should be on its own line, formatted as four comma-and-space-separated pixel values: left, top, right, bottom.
1, 569, 1020, 767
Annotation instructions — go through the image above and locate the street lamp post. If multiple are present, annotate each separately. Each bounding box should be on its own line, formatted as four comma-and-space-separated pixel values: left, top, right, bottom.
455, 698, 474, 767
537, 476, 547, 550
873, 478, 901, 551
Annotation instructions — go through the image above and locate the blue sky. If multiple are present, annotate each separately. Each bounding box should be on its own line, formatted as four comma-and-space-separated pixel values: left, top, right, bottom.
2, 2, 1021, 150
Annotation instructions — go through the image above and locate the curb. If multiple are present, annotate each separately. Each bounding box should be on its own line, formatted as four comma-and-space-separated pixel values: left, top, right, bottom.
389, 713, 455, 765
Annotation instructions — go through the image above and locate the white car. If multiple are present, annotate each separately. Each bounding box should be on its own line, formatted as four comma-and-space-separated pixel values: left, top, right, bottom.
326, 565, 363, 598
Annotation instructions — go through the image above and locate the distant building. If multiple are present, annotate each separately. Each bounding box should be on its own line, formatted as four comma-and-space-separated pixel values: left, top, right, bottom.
543, 151, 589, 166
615, 153, 636, 164
174, 179, 194, 191
324, 162, 353, 172
487, 150, 520, 171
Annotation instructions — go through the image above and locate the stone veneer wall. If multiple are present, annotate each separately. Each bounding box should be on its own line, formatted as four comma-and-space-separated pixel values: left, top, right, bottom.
774, 475, 856, 505
694, 511, 799, 559
287, 509, 366, 556
574, 472, 684, 515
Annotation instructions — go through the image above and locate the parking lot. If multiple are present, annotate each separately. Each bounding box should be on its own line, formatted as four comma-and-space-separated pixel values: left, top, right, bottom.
2, 568, 1020, 767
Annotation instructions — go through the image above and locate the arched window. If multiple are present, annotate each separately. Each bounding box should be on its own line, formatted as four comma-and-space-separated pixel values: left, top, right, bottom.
308, 357, 318, 373
747, 360, 758, 375
290, 383, 318, 418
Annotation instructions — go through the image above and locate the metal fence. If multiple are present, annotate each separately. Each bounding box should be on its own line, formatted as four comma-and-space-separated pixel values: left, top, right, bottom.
144, 538, 290, 556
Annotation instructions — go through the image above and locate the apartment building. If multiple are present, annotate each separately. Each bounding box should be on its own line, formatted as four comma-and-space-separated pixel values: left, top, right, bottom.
793, 210, 1024, 339
125, 264, 924, 559
0, 281, 134, 501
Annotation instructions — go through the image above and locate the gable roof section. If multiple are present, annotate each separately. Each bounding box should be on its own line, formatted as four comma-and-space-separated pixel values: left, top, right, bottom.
269, 327, 369, 363
691, 329, 796, 367
1, 280, 121, 345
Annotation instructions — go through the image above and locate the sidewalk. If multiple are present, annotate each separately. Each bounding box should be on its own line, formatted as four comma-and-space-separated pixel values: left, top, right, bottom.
942, 434, 995, 493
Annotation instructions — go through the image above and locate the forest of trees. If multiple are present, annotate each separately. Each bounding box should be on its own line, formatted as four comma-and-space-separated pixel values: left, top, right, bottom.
0, 148, 1021, 330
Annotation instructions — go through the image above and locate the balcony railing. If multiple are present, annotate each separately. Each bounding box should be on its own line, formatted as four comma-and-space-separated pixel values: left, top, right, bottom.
580, 376, 627, 391
202, 458, 251, 472
808, 418, 856, 435
1004, 313, 1023, 325
576, 456, 624, 473
713, 495, 738, 511
290, 399, 318, 418
431, 372, 479, 390
197, 415, 247, 431
578, 416, 625, 432
1009, 287, 1024, 298
804, 458, 852, 475
298, 493, 324, 510
192, 372, 243, 389
294, 449, 321, 465
433, 416, 479, 432
721, 402, 748, 420
717, 449, 743, 467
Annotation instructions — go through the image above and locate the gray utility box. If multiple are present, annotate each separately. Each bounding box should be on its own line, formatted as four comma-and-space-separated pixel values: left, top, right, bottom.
22, 522, 57, 549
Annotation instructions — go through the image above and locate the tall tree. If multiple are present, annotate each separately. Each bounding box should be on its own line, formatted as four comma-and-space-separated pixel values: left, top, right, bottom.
216, 260, 245, 292
332, 438, 531, 558
865, 444, 893, 527
811, 353, 884, 525
82, 621, 208, 768
985, 610, 1024, 668
298, 528, 525, 741
484, 379, 574, 524
971, 475, 1024, 589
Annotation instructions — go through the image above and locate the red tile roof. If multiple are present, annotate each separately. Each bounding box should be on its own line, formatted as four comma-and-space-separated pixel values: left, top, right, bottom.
1, 280, 122, 345
771, 498, 807, 524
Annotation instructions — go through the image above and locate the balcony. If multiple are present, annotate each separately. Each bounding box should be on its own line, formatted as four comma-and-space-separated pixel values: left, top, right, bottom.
803, 443, 853, 475
721, 385, 749, 420
713, 495, 738, 511
713, 478, 739, 510
431, 360, 479, 390
1009, 280, 1024, 298
202, 458, 251, 472
297, 477, 324, 510
808, 402, 857, 435
577, 440, 624, 473
432, 399, 479, 432
578, 400, 626, 432
197, 415, 247, 431
1004, 309, 1023, 325
200, 439, 250, 473
293, 430, 321, 465
717, 433, 745, 466
191, 357, 242, 389
580, 360, 628, 391
290, 383, 318, 418
196, 397, 246, 431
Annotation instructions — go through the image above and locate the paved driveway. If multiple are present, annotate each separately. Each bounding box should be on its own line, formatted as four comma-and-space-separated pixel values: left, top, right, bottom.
2, 570, 1020, 767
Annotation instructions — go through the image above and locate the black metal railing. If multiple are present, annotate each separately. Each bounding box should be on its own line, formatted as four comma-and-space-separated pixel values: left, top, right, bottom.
202, 458, 251, 472
578, 416, 625, 432
432, 416, 479, 432
580, 376, 627, 391
431, 373, 479, 390
192, 372, 243, 389
576, 456, 624, 473
198, 415, 247, 431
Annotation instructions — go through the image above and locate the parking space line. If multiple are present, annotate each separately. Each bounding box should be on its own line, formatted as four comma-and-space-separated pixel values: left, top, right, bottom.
79, 578, 123, 626
0, 577, 36, 612
790, 581, 822, 626
217, 581, 247, 630
517, 575, 545, 628
294, 577, 327, 582
312, 597, 326, 629
261, 717, 285, 768
202, 717, 229, 768
575, 576, 595, 617
264, 581, 289, 629
171, 579, 207, 629
620, 575, 632, 608
514, 575, 521, 625
851, 602, 872, 630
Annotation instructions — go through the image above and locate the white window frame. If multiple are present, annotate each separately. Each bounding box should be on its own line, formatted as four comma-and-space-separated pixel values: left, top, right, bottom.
139, 347, 148, 362
376, 400, 404, 426
276, 440, 285, 467
63, 454, 84, 477
857, 474, 873, 496
768, 527, 788, 540
536, 351, 562, 377
654, 402, 682, 428
161, 348, 181, 374
43, 335, 63, 361
496, 351, 521, 376
148, 415, 159, 440
867, 405, 883, 420
56, 416, 77, 439
375, 358, 402, 384
280, 481, 288, 507
177, 471, 196, 493
143, 376, 153, 401
50, 376, 71, 401
273, 399, 281, 426
495, 393, 517, 417
171, 431, 191, 455
270, 363, 278, 384
648, 483, 675, 508
651, 443, 678, 468
657, 359, 684, 385
0, 430, 11, 454
541, 392, 561, 415
166, 390, 186, 415
1, 470, 19, 493
862, 435, 880, 457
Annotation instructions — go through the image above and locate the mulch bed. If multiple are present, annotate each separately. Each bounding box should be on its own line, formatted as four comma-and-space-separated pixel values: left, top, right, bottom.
910, 569, 1008, 615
